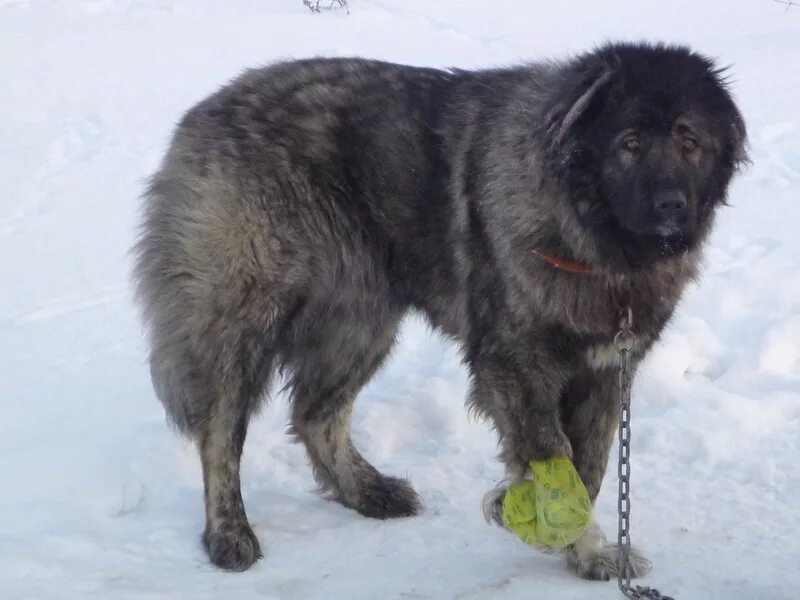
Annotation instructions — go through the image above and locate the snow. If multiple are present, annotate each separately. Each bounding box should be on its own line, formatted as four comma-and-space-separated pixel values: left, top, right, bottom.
1, 1, 799, 599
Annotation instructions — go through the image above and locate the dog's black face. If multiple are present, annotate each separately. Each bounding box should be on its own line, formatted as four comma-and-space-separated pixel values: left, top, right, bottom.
550, 43, 748, 268
599, 114, 712, 254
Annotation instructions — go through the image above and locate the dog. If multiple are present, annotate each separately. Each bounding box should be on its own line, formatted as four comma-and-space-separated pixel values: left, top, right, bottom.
133, 42, 747, 578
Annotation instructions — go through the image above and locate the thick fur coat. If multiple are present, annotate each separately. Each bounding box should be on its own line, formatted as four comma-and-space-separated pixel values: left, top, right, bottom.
134, 42, 747, 577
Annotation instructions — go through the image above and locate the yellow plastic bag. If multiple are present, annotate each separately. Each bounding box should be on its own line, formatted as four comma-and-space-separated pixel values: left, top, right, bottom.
502, 456, 592, 548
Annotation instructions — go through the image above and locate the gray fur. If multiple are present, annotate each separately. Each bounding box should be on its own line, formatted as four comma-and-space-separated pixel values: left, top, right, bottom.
566, 522, 652, 581
134, 44, 746, 574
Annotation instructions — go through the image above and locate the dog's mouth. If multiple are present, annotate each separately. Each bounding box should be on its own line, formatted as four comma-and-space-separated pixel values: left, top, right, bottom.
610, 219, 695, 267
654, 230, 693, 258
654, 219, 684, 238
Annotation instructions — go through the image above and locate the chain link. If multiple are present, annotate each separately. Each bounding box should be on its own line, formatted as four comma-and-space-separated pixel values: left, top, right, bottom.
616, 306, 674, 600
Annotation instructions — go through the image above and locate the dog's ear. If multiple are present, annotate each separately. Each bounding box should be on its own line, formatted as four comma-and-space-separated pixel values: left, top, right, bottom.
545, 65, 614, 149
706, 65, 749, 172
728, 108, 749, 170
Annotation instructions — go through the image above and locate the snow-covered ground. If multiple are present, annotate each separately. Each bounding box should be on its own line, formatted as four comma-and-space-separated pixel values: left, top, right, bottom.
1, 1, 799, 599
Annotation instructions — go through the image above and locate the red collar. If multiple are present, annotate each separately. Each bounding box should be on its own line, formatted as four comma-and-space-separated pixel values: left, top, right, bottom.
532, 249, 594, 274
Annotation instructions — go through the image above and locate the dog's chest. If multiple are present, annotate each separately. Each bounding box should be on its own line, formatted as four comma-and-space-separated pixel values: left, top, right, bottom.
584, 338, 640, 371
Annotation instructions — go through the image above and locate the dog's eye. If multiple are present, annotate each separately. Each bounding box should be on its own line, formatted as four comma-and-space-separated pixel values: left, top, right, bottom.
622, 136, 640, 152
682, 137, 698, 152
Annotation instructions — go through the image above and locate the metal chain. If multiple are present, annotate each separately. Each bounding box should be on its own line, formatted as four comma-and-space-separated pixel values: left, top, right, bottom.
615, 306, 675, 600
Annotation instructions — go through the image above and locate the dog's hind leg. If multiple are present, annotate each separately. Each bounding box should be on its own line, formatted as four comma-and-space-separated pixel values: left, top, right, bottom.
287, 298, 421, 519
561, 370, 651, 580
135, 160, 310, 571
147, 318, 276, 571
166, 322, 276, 571
137, 196, 284, 570
198, 394, 262, 572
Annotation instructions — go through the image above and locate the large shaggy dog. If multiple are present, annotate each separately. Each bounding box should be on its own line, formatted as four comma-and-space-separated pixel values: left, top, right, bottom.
134, 42, 747, 578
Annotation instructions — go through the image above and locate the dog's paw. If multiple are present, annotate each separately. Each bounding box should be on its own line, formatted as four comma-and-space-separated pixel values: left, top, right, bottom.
483, 484, 579, 555
353, 474, 421, 519
482, 485, 507, 527
567, 543, 651, 581
565, 521, 651, 581
203, 522, 262, 572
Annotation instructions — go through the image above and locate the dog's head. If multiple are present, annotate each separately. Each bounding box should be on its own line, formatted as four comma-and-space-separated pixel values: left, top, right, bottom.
543, 42, 748, 268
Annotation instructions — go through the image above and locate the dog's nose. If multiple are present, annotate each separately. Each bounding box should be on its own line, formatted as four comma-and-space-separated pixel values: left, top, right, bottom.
653, 190, 687, 218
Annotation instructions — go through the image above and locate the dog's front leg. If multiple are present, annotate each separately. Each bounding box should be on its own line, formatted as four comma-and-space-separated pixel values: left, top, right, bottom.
469, 341, 572, 526
561, 369, 652, 580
